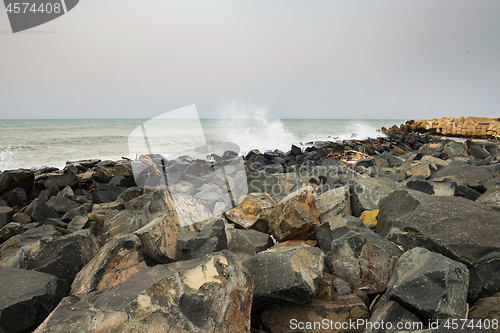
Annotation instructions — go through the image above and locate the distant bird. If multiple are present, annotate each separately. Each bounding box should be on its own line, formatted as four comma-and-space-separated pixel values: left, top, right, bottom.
467, 51, 470, 52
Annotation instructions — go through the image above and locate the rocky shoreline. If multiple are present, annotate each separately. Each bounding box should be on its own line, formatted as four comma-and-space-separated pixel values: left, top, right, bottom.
1, 131, 500, 333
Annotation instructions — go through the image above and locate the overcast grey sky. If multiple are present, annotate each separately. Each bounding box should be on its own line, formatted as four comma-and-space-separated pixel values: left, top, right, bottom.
0, 0, 499, 119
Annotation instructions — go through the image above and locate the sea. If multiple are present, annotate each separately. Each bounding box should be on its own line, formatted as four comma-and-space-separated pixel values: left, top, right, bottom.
0, 111, 405, 171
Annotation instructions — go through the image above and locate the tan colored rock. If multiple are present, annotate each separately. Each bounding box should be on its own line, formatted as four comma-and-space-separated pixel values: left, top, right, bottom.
71, 234, 148, 298
359, 209, 378, 229
405, 163, 431, 179
314, 186, 351, 223
268, 187, 321, 242
35, 251, 253, 333
225, 193, 276, 232
271, 240, 317, 249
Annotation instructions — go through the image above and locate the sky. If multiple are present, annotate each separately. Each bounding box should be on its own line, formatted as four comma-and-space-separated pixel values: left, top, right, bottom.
0, 0, 499, 120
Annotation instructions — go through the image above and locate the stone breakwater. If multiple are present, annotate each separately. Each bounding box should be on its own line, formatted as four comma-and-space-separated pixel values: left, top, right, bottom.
0, 132, 499, 332
382, 116, 500, 138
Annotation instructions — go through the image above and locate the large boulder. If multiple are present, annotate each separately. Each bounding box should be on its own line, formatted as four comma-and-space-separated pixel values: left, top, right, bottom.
0, 226, 99, 288
224, 192, 276, 233
377, 189, 500, 300
246, 171, 290, 203
45, 195, 79, 214
243, 245, 325, 305
103, 209, 144, 239
386, 247, 469, 321
226, 226, 274, 262
92, 183, 127, 204
314, 186, 351, 223
268, 187, 321, 242
176, 218, 228, 261
34, 251, 253, 333
476, 185, 500, 211
429, 164, 493, 190
317, 220, 402, 294
93, 162, 134, 184
35, 170, 78, 190
1, 188, 28, 207
0, 268, 67, 333
349, 178, 403, 217
0, 169, 34, 194
172, 193, 213, 227
28, 198, 59, 223
70, 234, 148, 298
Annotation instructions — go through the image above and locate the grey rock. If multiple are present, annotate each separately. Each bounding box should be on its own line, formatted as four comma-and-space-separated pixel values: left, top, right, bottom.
470, 145, 491, 160
11, 212, 31, 224
226, 226, 273, 262
60, 209, 87, 222
476, 185, 500, 211
243, 245, 325, 305
58, 185, 75, 200
377, 189, 500, 300
317, 220, 402, 294
0, 268, 67, 333
176, 218, 228, 261
314, 186, 351, 223
92, 183, 126, 204
36, 170, 78, 190
246, 170, 290, 203
30, 199, 59, 223
350, 177, 403, 217
1, 188, 27, 207
67, 216, 88, 232
103, 209, 144, 239
46, 195, 79, 214
386, 247, 469, 321
0, 169, 34, 194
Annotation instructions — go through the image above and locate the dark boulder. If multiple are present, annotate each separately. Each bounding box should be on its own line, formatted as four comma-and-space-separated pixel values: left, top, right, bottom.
46, 195, 79, 214
0, 268, 67, 333
1, 188, 27, 207
378, 189, 500, 300
0, 206, 14, 229
92, 183, 126, 204
386, 247, 469, 321
317, 219, 402, 294
29, 199, 59, 223
0, 169, 34, 194
243, 245, 325, 305
176, 218, 228, 261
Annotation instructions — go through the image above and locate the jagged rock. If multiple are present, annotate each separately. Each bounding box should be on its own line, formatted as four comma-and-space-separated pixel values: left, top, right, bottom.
71, 234, 148, 298
93, 162, 133, 183
58, 185, 75, 200
29, 199, 59, 223
67, 216, 88, 232
270, 240, 317, 249
1, 188, 27, 207
43, 218, 68, 229
0, 268, 67, 333
378, 189, 500, 300
0, 226, 99, 288
421, 155, 449, 170
243, 245, 325, 305
60, 209, 87, 222
35, 251, 252, 333
365, 295, 422, 333
443, 142, 467, 158
176, 218, 228, 261
259, 294, 369, 333
0, 197, 7, 206
46, 195, 79, 214
92, 183, 127, 204
0, 206, 13, 228
36, 170, 78, 190
171, 180, 195, 195
224, 193, 276, 233
225, 226, 273, 262
103, 209, 144, 239
116, 186, 143, 204
470, 145, 491, 159
405, 163, 431, 179
11, 212, 31, 224
429, 164, 493, 189
0, 169, 34, 194
314, 186, 351, 223
349, 178, 403, 217
135, 211, 196, 264
268, 186, 321, 242
386, 247, 469, 321
317, 220, 402, 294
476, 185, 500, 211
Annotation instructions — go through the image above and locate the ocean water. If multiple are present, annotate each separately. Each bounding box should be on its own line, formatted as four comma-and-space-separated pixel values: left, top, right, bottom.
0, 111, 404, 171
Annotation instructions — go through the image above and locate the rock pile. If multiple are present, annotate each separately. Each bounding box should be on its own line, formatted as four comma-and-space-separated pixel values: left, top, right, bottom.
382, 116, 500, 138
0, 133, 499, 332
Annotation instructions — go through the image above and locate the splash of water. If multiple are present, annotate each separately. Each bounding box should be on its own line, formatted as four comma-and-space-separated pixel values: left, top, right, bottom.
207, 99, 299, 154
